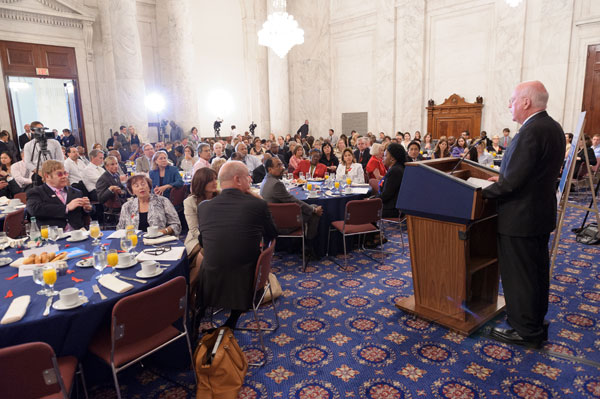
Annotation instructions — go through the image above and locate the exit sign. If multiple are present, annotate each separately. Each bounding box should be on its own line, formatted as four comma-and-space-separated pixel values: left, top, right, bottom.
36, 68, 49, 76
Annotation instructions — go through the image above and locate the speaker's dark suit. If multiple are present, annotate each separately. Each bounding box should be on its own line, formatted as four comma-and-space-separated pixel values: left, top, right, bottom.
26, 184, 90, 229
197, 188, 277, 310
483, 111, 565, 339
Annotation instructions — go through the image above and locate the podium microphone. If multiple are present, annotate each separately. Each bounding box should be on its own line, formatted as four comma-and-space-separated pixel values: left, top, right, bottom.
449, 137, 484, 174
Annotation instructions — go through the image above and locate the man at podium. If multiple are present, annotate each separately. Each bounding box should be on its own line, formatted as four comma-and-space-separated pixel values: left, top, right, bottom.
482, 81, 565, 349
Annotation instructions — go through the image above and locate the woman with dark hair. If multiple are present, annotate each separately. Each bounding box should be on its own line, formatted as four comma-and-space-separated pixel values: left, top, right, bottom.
117, 175, 180, 235
320, 142, 339, 173
179, 145, 197, 174
0, 151, 22, 198
336, 148, 364, 183
422, 133, 434, 151
339, 134, 349, 147
184, 167, 219, 284
564, 132, 574, 158
433, 138, 450, 159
378, 143, 407, 218
451, 136, 468, 157
250, 137, 264, 157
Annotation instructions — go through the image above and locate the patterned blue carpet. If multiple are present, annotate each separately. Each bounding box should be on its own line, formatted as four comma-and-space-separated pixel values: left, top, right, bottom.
88, 203, 600, 399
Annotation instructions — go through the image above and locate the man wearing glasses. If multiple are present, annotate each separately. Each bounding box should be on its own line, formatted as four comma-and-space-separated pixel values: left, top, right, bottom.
26, 160, 93, 231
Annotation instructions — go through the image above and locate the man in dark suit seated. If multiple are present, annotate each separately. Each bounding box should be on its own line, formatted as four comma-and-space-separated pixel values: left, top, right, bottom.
27, 160, 92, 230
96, 156, 128, 211
406, 141, 424, 162
261, 156, 323, 258
483, 80, 565, 349
354, 137, 372, 171
252, 153, 271, 184
292, 148, 327, 179
0, 170, 22, 199
197, 161, 278, 330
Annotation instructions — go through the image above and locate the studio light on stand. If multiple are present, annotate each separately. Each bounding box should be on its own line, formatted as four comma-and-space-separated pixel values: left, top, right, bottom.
145, 92, 166, 141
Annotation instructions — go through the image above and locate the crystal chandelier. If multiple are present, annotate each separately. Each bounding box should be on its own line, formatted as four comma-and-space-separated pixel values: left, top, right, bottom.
258, 0, 304, 58
505, 0, 523, 7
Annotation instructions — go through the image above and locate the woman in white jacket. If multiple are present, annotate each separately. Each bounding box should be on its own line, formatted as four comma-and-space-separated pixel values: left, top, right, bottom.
336, 148, 365, 183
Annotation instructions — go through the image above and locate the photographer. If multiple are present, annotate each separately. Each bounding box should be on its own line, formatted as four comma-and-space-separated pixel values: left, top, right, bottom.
23, 121, 63, 177
214, 119, 222, 137
249, 121, 257, 136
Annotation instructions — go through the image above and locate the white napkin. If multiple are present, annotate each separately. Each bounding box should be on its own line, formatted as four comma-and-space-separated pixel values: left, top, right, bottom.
143, 235, 177, 246
0, 196, 8, 206
1, 295, 31, 324
107, 229, 141, 239
8, 237, 28, 248
98, 274, 133, 293
136, 246, 186, 262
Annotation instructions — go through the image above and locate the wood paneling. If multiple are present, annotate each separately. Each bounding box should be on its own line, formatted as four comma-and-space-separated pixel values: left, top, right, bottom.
426, 94, 483, 140
0, 41, 78, 79
582, 44, 600, 136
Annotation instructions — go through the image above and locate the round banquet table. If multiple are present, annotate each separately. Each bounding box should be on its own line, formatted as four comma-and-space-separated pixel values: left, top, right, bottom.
283, 182, 369, 257
0, 231, 188, 359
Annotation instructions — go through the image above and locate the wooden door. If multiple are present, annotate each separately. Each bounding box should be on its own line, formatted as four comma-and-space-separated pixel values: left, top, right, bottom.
582, 44, 600, 135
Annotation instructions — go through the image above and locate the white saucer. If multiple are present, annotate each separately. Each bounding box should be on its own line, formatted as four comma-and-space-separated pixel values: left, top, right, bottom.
136, 268, 165, 278
67, 236, 88, 242
114, 259, 137, 269
76, 259, 93, 268
0, 257, 12, 267
143, 232, 164, 239
52, 296, 88, 310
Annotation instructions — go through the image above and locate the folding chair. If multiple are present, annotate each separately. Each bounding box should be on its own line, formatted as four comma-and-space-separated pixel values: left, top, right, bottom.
237, 239, 279, 367
0, 341, 88, 399
102, 197, 121, 230
268, 203, 306, 270
3, 208, 25, 238
327, 198, 384, 270
88, 276, 195, 399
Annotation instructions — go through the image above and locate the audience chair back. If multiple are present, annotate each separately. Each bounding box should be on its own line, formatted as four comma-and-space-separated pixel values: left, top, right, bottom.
14, 192, 27, 204
345, 198, 383, 226
268, 203, 307, 270
89, 276, 195, 399
169, 185, 187, 209
0, 341, 70, 399
4, 208, 25, 238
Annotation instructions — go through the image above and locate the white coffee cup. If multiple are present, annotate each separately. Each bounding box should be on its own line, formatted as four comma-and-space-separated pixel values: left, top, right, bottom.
147, 226, 160, 237
57, 227, 64, 237
71, 230, 85, 240
141, 261, 157, 275
59, 287, 85, 306
119, 252, 134, 265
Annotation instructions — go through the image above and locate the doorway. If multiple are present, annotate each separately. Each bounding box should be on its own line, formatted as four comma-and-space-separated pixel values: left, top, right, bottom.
582, 44, 600, 135
0, 40, 86, 150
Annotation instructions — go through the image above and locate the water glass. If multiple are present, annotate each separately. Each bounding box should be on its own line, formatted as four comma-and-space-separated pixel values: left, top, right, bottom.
47, 226, 59, 245
93, 249, 107, 279
0, 232, 8, 255
120, 237, 132, 253
299, 172, 305, 180
32, 266, 48, 295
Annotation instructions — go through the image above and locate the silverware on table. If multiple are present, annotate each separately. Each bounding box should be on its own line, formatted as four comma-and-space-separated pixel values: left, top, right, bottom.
112, 272, 147, 284
93, 284, 107, 300
43, 297, 52, 316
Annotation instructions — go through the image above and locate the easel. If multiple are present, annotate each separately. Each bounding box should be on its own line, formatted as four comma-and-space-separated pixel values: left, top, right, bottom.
550, 112, 600, 274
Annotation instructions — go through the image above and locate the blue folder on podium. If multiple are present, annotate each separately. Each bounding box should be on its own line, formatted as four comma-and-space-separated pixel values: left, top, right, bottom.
394, 158, 504, 335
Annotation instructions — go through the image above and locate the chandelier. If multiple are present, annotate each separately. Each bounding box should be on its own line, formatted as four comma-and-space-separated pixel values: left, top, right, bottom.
258, 0, 304, 58
505, 0, 523, 7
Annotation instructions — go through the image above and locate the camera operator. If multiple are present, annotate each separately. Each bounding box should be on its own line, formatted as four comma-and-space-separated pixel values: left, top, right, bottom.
214, 118, 222, 137
249, 121, 257, 136
23, 121, 64, 177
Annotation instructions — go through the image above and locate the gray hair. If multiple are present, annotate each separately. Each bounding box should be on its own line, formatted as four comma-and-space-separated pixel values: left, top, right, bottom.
235, 142, 247, 152
519, 80, 549, 109
103, 155, 118, 166
89, 149, 103, 159
197, 142, 210, 153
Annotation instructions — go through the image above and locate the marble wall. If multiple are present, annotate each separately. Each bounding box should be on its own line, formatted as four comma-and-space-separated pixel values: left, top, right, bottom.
0, 0, 599, 147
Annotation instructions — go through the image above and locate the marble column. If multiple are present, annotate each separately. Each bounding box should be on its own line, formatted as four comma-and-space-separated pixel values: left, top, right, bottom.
104, 0, 148, 141
266, 0, 290, 136
162, 0, 199, 134
394, 0, 425, 133
373, 0, 396, 135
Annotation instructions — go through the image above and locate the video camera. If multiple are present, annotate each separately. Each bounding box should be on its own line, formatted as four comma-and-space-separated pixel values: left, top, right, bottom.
31, 126, 54, 141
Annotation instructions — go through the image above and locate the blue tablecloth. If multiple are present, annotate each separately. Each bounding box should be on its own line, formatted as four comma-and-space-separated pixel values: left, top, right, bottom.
0, 232, 188, 358
285, 182, 368, 257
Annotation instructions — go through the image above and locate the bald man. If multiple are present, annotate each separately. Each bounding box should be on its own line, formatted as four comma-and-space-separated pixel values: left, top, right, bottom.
483, 81, 565, 349
196, 161, 277, 330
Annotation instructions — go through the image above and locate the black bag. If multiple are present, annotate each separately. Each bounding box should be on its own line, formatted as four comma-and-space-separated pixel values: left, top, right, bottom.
575, 223, 600, 245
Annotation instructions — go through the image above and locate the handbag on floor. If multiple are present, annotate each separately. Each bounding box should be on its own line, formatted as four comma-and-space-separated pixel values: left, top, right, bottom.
261, 272, 282, 304
194, 327, 248, 399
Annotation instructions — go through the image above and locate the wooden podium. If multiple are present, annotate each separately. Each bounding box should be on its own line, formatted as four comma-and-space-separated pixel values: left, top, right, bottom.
395, 158, 504, 335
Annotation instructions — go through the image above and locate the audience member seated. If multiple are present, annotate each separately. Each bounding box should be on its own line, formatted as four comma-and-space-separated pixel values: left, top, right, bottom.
320, 142, 339, 173
573, 135, 598, 178
366, 143, 387, 180
77, 146, 90, 165
288, 144, 304, 172
354, 137, 372, 170
249, 137, 264, 157
211, 158, 227, 177
235, 142, 262, 174
149, 151, 184, 198
433, 138, 450, 159
106, 132, 120, 150
378, 143, 407, 218
476, 141, 493, 167
82, 149, 105, 201
107, 150, 128, 175
0, 130, 18, 161
96, 156, 128, 211
488, 135, 503, 155
266, 142, 286, 165
117, 175, 181, 235
128, 143, 143, 161
334, 138, 346, 159
336, 148, 365, 183
422, 134, 434, 151
113, 142, 129, 164
406, 141, 424, 162
197, 161, 278, 329
293, 148, 327, 179
252, 153, 271, 184
592, 133, 600, 158
135, 143, 155, 174
184, 167, 218, 285
192, 143, 212, 176
0, 152, 22, 198
564, 133, 573, 159
27, 160, 92, 229
179, 145, 197, 174
210, 142, 228, 164
64, 146, 85, 191
10, 150, 32, 189
451, 137, 468, 157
